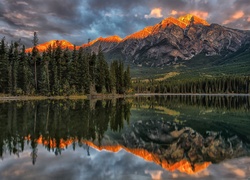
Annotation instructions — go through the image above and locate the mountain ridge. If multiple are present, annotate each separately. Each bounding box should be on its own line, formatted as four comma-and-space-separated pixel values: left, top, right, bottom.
26, 14, 250, 67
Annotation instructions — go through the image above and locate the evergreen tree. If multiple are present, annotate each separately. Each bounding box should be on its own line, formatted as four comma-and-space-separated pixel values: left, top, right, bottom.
124, 66, 131, 93
12, 42, 19, 94
61, 48, 71, 95
89, 52, 97, 94
117, 61, 124, 94
18, 45, 32, 94
7, 42, 14, 94
32, 32, 39, 91
39, 54, 50, 95
96, 46, 106, 93
0, 37, 8, 93
109, 61, 117, 94
54, 40, 63, 94
69, 45, 79, 93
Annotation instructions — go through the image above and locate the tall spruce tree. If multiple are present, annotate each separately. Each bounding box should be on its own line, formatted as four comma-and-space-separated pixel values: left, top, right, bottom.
12, 42, 19, 94
32, 32, 39, 91
7, 42, 14, 94
96, 46, 106, 93
0, 37, 8, 93
19, 45, 32, 94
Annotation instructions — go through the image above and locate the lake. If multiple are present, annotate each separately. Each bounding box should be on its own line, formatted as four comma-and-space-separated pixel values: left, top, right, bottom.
0, 95, 250, 179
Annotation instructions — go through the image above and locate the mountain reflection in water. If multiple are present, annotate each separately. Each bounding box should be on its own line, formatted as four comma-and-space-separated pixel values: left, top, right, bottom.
0, 96, 249, 179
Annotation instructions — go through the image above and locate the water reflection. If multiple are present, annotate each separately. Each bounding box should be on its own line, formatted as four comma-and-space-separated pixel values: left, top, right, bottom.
0, 96, 249, 178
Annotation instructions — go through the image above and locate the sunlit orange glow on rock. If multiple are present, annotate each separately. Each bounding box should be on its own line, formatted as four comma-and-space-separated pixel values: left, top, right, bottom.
83, 141, 211, 174
25, 39, 79, 53
178, 14, 209, 26
25, 14, 210, 51
123, 14, 209, 41
27, 135, 211, 175
123, 26, 154, 41
82, 35, 122, 48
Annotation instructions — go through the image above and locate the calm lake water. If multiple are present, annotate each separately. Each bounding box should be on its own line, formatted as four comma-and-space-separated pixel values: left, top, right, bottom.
0, 95, 250, 180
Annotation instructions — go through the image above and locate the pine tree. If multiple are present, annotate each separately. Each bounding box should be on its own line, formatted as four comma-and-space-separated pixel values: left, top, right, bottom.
32, 32, 39, 91
69, 45, 79, 93
96, 46, 106, 93
54, 40, 63, 94
117, 61, 124, 94
39, 54, 50, 95
18, 45, 32, 94
89, 52, 97, 94
124, 66, 131, 93
0, 37, 8, 93
12, 42, 19, 94
81, 52, 90, 94
7, 42, 14, 94
109, 61, 117, 94
61, 48, 71, 95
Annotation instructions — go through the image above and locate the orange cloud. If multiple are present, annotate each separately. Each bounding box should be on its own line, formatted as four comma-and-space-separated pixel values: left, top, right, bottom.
223, 11, 245, 25
232, 11, 244, 19
247, 17, 250, 22
189, 11, 209, 20
145, 8, 163, 19
169, 10, 208, 20
170, 10, 178, 16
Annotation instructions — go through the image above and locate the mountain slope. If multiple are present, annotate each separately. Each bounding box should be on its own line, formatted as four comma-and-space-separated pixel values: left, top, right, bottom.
26, 39, 78, 53
107, 15, 249, 66
26, 14, 250, 68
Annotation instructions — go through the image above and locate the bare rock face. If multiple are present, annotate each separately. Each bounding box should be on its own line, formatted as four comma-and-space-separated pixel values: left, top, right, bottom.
27, 14, 250, 67
88, 15, 250, 66
120, 119, 249, 165
109, 24, 248, 66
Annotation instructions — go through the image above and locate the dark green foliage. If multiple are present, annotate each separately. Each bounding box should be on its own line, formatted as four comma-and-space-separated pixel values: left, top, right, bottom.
0, 34, 131, 95
0, 99, 131, 158
133, 76, 250, 94
0, 37, 8, 93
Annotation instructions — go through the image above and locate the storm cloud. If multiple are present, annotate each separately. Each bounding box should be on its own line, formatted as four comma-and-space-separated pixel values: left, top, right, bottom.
0, 0, 249, 47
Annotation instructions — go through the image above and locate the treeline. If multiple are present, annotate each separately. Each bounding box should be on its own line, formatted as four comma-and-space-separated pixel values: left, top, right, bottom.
134, 76, 250, 94
133, 95, 250, 111
0, 34, 131, 95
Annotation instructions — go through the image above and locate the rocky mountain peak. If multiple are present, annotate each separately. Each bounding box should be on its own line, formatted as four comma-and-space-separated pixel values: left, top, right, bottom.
178, 14, 210, 26
25, 39, 75, 53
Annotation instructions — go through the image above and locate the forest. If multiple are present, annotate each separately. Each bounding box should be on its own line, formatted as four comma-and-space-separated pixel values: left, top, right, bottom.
1, 32, 249, 96
0, 33, 131, 96
133, 76, 250, 94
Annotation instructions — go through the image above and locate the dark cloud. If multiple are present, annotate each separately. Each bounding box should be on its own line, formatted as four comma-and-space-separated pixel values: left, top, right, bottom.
0, 0, 249, 48
0, 144, 250, 179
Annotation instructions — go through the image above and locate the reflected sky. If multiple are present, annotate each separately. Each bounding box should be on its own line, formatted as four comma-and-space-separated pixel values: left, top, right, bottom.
0, 97, 249, 179
0, 144, 250, 180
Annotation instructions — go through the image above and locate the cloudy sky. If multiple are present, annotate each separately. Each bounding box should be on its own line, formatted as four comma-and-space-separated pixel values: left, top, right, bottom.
1, 144, 249, 179
0, 0, 250, 47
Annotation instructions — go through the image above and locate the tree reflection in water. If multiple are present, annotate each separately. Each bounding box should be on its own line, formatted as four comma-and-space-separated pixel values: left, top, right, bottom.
0, 96, 249, 174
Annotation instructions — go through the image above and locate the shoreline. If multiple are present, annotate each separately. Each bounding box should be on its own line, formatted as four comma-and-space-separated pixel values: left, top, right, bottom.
134, 93, 250, 96
0, 95, 88, 101
0, 93, 250, 101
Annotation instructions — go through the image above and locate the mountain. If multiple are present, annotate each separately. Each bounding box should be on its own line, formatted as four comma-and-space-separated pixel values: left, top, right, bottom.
26, 14, 250, 67
26, 39, 77, 53
107, 14, 250, 66
82, 35, 122, 52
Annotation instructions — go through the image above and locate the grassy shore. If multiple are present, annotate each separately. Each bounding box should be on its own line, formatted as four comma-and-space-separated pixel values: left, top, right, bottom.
0, 93, 134, 102
0, 95, 88, 101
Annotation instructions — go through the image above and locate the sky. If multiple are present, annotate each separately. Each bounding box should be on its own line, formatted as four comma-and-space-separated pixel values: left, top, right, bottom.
0, 144, 249, 179
0, 0, 250, 47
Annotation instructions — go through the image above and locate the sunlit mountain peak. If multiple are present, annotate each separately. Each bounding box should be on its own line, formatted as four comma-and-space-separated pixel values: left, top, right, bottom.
123, 26, 154, 41
25, 39, 76, 53
178, 14, 209, 26
82, 35, 123, 48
